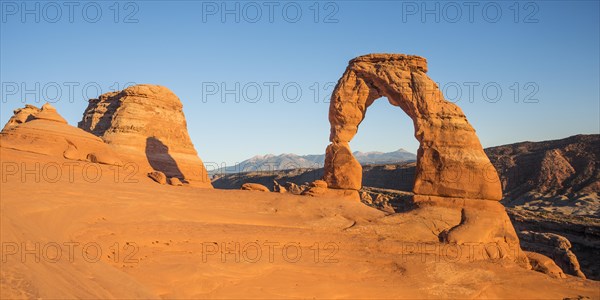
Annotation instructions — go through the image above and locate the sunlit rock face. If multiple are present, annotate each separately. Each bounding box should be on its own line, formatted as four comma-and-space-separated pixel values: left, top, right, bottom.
79, 84, 212, 187
324, 54, 527, 266
324, 54, 501, 200
0, 103, 122, 166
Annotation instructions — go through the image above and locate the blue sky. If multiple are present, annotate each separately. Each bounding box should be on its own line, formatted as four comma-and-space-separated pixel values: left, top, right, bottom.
1, 1, 599, 166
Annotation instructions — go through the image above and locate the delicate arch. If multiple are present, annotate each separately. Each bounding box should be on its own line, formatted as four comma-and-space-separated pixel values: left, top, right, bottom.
323, 54, 502, 201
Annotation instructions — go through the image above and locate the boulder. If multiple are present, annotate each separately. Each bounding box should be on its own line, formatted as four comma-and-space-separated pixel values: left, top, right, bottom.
169, 177, 184, 186
520, 231, 586, 278
273, 181, 287, 193
78, 84, 212, 188
525, 251, 567, 279
310, 180, 328, 188
241, 183, 270, 192
148, 171, 167, 185
284, 182, 305, 195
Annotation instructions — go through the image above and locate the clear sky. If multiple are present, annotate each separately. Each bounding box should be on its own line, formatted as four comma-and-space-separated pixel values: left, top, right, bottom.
1, 1, 599, 166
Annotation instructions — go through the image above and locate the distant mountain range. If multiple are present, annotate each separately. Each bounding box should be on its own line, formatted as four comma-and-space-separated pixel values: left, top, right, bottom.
211, 135, 599, 204
209, 149, 416, 175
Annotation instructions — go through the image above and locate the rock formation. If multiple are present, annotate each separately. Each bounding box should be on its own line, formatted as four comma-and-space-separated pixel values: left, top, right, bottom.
78, 84, 212, 188
1, 104, 41, 131
273, 180, 287, 193
148, 171, 167, 185
520, 231, 586, 278
169, 177, 183, 186
241, 183, 270, 192
525, 251, 567, 279
323, 54, 525, 264
204, 135, 598, 276
310, 180, 328, 189
0, 103, 122, 166
284, 182, 305, 195
324, 54, 501, 199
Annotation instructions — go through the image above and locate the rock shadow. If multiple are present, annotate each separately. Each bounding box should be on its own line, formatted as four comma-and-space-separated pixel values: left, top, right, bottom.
145, 137, 185, 181
87, 98, 121, 136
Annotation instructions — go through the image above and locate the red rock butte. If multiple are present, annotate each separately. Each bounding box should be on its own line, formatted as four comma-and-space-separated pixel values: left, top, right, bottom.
78, 84, 212, 188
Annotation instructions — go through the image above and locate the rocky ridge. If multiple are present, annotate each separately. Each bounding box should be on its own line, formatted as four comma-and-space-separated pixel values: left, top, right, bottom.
0, 103, 122, 166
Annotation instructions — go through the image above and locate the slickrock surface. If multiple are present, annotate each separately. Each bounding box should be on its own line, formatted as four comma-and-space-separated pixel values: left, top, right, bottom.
2, 147, 598, 299
212, 146, 600, 279
79, 84, 212, 188
0, 103, 122, 166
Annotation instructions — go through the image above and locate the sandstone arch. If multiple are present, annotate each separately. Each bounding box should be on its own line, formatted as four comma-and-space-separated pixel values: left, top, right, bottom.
323, 55, 530, 266
324, 54, 502, 201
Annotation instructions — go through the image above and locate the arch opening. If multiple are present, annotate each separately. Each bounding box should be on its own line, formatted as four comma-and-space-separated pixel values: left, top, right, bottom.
349, 96, 418, 192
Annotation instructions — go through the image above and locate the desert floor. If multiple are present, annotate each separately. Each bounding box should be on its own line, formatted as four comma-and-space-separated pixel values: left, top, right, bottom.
1, 148, 599, 299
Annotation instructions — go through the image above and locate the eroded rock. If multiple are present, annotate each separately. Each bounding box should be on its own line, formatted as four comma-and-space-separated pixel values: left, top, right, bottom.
273, 181, 287, 193
169, 177, 184, 186
241, 183, 270, 192
324, 54, 501, 200
525, 251, 567, 279
79, 84, 212, 188
520, 231, 586, 278
148, 171, 167, 185
310, 179, 328, 189
323, 142, 362, 190
284, 182, 306, 195
0, 103, 122, 166
1, 104, 41, 131
321, 54, 524, 265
